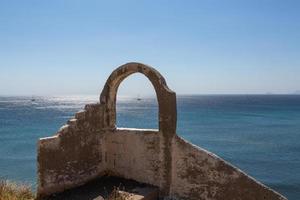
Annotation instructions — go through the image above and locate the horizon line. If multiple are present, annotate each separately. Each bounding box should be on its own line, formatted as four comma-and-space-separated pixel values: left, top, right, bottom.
0, 93, 300, 97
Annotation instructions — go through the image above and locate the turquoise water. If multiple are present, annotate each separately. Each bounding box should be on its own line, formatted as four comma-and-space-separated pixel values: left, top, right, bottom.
0, 95, 299, 199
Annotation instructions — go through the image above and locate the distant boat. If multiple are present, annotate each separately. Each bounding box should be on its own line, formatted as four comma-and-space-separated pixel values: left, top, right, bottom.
31, 96, 36, 102
137, 95, 142, 101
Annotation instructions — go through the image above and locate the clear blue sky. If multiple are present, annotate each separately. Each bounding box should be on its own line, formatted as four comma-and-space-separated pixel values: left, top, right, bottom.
0, 0, 299, 96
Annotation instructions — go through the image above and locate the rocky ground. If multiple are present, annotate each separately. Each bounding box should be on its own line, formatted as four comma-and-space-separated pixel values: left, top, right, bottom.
40, 176, 158, 200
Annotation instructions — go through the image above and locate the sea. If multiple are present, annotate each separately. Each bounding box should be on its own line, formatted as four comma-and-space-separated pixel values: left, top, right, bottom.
0, 95, 299, 199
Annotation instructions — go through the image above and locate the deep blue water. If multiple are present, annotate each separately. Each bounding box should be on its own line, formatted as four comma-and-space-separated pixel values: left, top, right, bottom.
0, 95, 299, 199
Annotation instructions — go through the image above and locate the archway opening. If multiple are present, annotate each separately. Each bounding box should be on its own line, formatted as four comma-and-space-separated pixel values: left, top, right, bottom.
116, 73, 158, 130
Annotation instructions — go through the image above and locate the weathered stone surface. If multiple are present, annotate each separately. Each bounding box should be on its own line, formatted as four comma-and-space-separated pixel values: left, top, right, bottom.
37, 62, 287, 200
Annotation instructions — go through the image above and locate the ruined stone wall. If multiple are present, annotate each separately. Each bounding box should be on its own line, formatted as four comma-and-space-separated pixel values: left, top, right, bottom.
38, 103, 105, 195
170, 135, 286, 200
102, 129, 163, 187
37, 63, 287, 200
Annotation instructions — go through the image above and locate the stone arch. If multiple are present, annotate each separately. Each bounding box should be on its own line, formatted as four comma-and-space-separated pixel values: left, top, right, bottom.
100, 62, 177, 135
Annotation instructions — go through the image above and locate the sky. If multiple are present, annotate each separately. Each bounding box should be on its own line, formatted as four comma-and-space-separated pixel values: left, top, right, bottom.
0, 0, 299, 96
